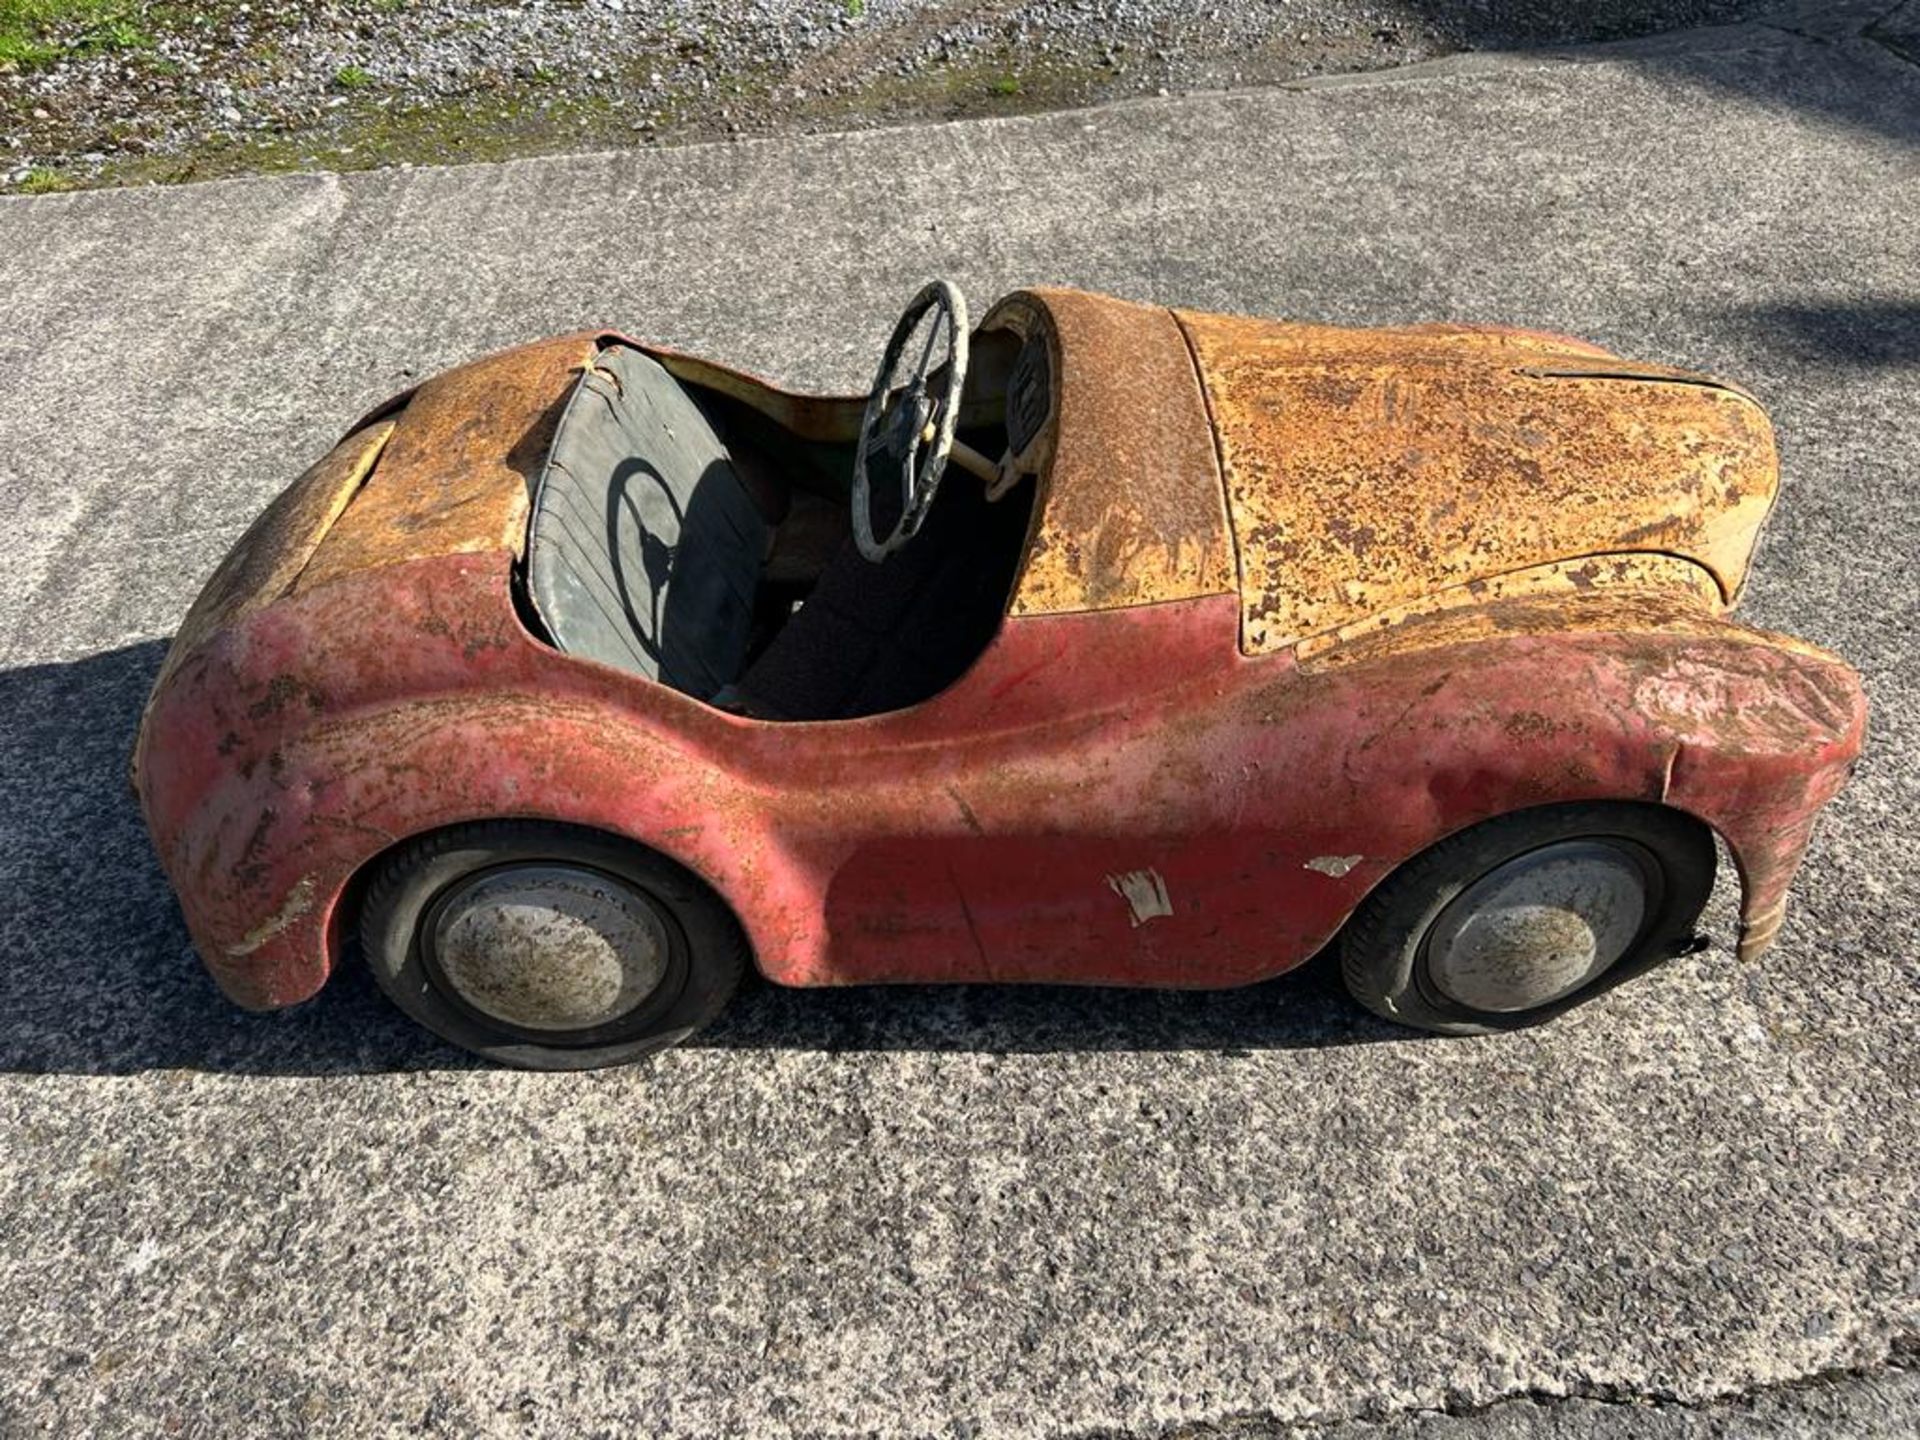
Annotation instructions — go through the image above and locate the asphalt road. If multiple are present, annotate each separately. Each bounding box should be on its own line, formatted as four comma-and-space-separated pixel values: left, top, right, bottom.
0, 2, 1915, 1435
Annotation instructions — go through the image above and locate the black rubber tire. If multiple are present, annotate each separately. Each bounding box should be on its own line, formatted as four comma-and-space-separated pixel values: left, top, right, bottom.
359, 820, 748, 1069
1339, 802, 1715, 1036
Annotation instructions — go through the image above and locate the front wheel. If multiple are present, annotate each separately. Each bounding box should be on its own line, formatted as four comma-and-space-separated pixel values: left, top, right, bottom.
1340, 803, 1715, 1035
359, 820, 748, 1069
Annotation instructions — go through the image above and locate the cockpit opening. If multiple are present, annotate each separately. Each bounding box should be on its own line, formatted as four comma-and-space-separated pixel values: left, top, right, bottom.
519, 298, 1054, 722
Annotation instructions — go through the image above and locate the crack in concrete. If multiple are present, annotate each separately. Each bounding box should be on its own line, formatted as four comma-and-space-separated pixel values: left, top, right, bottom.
1757, 21, 1840, 43
1861, 15, 1920, 69
1067, 1336, 1920, 1438
1759, 0, 1920, 65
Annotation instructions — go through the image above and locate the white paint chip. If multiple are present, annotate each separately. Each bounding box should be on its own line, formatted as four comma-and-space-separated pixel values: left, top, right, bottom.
1305, 854, 1363, 877
1105, 869, 1173, 926
222, 874, 315, 957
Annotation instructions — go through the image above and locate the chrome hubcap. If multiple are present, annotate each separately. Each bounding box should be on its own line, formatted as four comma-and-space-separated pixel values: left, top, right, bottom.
1424, 840, 1651, 1014
427, 864, 671, 1032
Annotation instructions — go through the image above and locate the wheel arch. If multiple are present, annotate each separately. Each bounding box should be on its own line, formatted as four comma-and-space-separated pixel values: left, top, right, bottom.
329, 811, 762, 978
175, 689, 798, 1012
1294, 608, 1865, 975
1315, 770, 1855, 977
1337, 797, 1721, 1032
1324, 795, 1715, 938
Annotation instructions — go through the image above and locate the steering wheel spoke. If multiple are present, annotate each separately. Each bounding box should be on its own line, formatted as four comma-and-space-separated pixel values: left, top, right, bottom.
853, 281, 971, 562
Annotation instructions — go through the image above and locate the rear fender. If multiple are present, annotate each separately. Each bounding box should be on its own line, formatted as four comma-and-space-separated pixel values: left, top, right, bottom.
137, 547, 783, 1011
157, 688, 779, 1011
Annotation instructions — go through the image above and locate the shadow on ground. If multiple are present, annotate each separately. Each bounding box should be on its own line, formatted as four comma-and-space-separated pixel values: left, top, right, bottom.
1403, 0, 1920, 147
0, 640, 1397, 1077
1727, 299, 1920, 367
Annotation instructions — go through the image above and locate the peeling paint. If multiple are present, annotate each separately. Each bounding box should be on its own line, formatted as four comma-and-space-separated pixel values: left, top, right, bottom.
1001, 289, 1235, 616
1305, 854, 1363, 877
297, 334, 597, 591
223, 875, 316, 958
1105, 868, 1173, 926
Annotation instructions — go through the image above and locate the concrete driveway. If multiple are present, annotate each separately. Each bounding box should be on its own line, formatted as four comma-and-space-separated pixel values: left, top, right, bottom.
0, 3, 1914, 1435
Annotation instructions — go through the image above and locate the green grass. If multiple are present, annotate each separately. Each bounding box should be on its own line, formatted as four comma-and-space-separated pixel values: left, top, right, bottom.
95, 83, 637, 187
16, 165, 75, 192
18, 16, 1118, 195
0, 33, 58, 63
78, 12, 145, 50
842, 0, 864, 17
0, 0, 151, 69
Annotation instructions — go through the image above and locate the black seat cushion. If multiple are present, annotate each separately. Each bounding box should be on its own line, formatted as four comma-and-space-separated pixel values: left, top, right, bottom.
526, 346, 770, 700
733, 473, 1031, 721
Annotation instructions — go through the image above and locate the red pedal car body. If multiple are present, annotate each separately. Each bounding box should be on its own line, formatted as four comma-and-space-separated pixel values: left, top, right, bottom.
133, 285, 1865, 1067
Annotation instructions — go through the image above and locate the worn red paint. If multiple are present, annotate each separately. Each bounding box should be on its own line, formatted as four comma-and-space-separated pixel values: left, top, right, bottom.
133, 291, 1866, 1014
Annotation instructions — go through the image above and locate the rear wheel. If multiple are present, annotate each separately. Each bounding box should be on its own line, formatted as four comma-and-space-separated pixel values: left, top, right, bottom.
1340, 803, 1715, 1035
359, 820, 748, 1069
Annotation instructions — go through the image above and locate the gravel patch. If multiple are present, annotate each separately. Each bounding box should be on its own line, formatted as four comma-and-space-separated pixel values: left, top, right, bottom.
2, 0, 1779, 191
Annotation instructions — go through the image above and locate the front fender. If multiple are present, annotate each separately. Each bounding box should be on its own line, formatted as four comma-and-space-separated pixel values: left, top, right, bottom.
1638, 644, 1865, 958
1306, 591, 1866, 963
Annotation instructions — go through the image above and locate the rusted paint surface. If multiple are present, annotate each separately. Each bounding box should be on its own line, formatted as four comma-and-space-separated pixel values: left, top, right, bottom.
295, 332, 598, 592
1295, 553, 1726, 664
1003, 288, 1235, 615
290, 296, 1234, 614
1176, 308, 1780, 652
157, 422, 393, 691
1303, 574, 1839, 676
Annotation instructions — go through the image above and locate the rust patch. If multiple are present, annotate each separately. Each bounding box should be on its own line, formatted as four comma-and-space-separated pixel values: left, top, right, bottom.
1175, 309, 1780, 653
160, 421, 393, 687
645, 346, 869, 443
244, 674, 326, 722
1294, 553, 1725, 663
1003, 289, 1236, 615
296, 332, 600, 592
1303, 579, 1841, 683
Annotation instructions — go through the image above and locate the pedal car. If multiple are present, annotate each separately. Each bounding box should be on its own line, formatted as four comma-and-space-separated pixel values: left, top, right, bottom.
133, 283, 1866, 1068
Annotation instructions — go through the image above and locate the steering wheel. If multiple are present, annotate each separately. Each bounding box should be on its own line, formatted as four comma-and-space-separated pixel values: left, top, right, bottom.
853, 280, 970, 561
